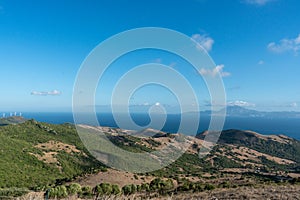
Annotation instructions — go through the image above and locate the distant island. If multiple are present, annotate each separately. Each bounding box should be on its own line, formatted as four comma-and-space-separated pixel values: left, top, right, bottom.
198, 105, 300, 118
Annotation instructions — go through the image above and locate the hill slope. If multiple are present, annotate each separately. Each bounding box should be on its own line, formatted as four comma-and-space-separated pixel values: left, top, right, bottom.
1, 121, 300, 199
0, 120, 105, 189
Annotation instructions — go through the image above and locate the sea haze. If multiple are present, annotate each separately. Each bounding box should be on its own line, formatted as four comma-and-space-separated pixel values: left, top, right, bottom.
21, 111, 300, 140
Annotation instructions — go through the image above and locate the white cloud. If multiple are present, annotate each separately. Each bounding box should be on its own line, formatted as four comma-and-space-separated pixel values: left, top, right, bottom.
244, 0, 274, 6
258, 60, 264, 65
191, 34, 214, 52
267, 34, 300, 55
155, 102, 161, 106
227, 100, 256, 107
199, 64, 231, 77
31, 90, 62, 96
290, 102, 298, 107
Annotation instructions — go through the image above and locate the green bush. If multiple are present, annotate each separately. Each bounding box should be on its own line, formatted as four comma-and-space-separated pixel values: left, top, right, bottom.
122, 184, 136, 195
94, 184, 103, 195
80, 186, 93, 198
56, 185, 68, 198
141, 183, 150, 192
67, 183, 81, 195
112, 184, 121, 195
204, 183, 216, 191
49, 185, 68, 199
122, 185, 132, 195
99, 183, 113, 195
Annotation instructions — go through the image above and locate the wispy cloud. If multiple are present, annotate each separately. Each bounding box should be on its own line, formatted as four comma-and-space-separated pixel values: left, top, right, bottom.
244, 0, 274, 6
199, 64, 231, 77
227, 100, 256, 107
204, 100, 255, 107
31, 90, 62, 96
191, 34, 214, 52
267, 34, 300, 55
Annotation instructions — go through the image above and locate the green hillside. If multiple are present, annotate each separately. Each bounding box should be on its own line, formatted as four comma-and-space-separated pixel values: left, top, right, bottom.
0, 120, 105, 190
1, 121, 300, 199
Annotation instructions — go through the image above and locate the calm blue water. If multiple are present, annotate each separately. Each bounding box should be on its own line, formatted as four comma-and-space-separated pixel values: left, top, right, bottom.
21, 112, 300, 140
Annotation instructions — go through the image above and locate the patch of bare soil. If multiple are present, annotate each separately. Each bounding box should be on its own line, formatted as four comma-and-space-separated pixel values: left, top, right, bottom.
171, 184, 300, 200
35, 140, 82, 154
230, 145, 295, 165
29, 140, 85, 168
76, 169, 155, 187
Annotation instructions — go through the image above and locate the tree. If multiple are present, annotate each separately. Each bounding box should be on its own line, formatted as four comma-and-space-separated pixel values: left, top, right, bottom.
81, 186, 93, 198
94, 184, 103, 197
112, 184, 121, 195
122, 185, 132, 195
99, 183, 113, 195
141, 183, 150, 192
122, 184, 137, 195
150, 178, 162, 191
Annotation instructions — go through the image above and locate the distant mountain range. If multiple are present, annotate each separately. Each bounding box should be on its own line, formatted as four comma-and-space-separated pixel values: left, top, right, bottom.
201, 105, 300, 118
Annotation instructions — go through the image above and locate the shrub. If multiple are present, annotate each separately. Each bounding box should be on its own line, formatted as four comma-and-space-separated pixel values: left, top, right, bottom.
204, 183, 215, 191
122, 185, 132, 195
122, 184, 136, 195
141, 183, 150, 192
56, 185, 68, 198
81, 186, 93, 197
99, 183, 113, 195
49, 185, 68, 199
150, 178, 162, 191
94, 184, 103, 195
112, 184, 121, 195
67, 183, 81, 195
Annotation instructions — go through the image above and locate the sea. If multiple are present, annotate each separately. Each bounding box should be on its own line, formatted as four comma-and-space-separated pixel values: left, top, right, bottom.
20, 112, 300, 140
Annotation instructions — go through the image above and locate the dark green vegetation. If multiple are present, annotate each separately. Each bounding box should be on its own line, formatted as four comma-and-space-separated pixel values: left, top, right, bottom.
46, 176, 300, 199
0, 119, 105, 190
217, 129, 300, 163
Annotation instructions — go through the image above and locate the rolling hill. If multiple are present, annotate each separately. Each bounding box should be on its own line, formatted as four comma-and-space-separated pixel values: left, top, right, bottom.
1, 119, 300, 199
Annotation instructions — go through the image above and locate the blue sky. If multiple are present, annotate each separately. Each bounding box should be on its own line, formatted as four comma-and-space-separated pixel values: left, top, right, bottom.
0, 0, 300, 112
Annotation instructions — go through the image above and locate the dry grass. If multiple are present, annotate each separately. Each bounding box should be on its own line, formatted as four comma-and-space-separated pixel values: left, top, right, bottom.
171, 184, 300, 200
76, 169, 155, 188
18, 184, 300, 200
28, 140, 87, 171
